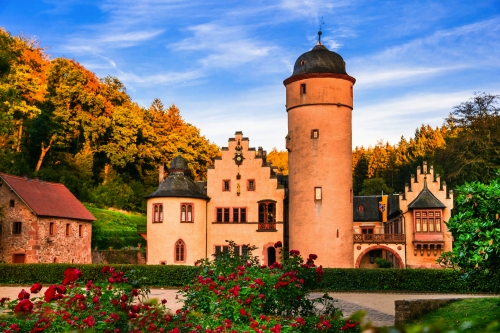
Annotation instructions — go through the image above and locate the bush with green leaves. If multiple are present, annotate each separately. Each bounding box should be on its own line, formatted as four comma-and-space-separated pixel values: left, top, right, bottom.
375, 258, 392, 269
440, 171, 500, 292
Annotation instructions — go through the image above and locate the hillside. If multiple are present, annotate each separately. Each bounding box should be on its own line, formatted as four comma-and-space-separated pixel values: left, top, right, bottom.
86, 205, 147, 250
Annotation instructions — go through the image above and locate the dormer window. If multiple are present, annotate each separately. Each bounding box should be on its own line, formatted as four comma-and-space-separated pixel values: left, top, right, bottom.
300, 60, 306, 66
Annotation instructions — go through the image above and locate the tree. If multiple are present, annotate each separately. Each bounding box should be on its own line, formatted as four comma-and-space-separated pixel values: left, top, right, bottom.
436, 93, 500, 187
444, 173, 500, 286
359, 178, 394, 196
267, 148, 288, 175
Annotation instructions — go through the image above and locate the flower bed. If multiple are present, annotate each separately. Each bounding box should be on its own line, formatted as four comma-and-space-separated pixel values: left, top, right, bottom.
0, 241, 361, 332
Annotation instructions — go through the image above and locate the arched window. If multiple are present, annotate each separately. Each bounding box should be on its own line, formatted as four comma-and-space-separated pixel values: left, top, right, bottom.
175, 239, 186, 262
181, 203, 194, 222
153, 204, 163, 223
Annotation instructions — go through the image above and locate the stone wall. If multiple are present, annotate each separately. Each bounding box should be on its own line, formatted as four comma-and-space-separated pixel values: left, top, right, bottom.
92, 250, 146, 264
395, 298, 461, 324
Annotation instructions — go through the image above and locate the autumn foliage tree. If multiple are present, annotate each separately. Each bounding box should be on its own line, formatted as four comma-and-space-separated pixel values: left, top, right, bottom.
0, 29, 219, 213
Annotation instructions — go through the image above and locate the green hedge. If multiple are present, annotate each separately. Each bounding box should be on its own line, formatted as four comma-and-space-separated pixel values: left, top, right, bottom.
0, 265, 498, 293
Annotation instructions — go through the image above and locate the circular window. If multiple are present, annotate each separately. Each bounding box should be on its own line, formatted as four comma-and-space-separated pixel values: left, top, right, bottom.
358, 205, 364, 212
300, 60, 306, 66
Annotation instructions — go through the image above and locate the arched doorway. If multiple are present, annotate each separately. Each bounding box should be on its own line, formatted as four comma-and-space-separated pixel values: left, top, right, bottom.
267, 247, 276, 266
355, 245, 404, 268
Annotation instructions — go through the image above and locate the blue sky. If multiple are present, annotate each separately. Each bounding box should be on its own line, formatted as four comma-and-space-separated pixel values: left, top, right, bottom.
1, 0, 499, 151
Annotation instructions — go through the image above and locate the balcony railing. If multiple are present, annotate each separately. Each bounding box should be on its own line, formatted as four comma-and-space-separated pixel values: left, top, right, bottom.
353, 234, 405, 243
258, 222, 277, 231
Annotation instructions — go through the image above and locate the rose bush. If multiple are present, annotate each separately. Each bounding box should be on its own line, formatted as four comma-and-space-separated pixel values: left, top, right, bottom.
0, 243, 361, 332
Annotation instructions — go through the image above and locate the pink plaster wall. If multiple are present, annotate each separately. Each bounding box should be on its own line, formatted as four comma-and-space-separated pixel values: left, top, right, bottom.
399, 163, 454, 268
207, 132, 285, 264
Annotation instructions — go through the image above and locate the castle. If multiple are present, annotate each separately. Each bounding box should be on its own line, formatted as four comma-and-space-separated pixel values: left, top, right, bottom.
146, 35, 454, 268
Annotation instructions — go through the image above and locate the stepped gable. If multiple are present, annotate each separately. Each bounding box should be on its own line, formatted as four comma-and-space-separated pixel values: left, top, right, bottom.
147, 155, 209, 200
408, 178, 446, 209
0, 173, 95, 221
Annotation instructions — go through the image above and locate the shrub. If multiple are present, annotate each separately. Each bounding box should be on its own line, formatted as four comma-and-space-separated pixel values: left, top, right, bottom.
375, 258, 392, 268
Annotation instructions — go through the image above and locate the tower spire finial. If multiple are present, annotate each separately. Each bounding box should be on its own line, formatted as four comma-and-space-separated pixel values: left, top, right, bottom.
318, 16, 324, 44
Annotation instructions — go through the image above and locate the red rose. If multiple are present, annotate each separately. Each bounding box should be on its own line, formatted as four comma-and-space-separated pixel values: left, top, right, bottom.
56, 285, 66, 294
17, 289, 30, 300
274, 241, 283, 248
44, 285, 57, 302
14, 299, 33, 313
30, 282, 42, 294
62, 268, 82, 285
239, 308, 247, 316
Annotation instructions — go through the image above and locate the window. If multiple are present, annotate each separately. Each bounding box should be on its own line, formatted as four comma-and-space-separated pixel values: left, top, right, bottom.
175, 239, 185, 262
153, 204, 163, 223
223, 180, 230, 191
258, 201, 276, 223
315, 187, 322, 200
300, 59, 306, 66
181, 203, 194, 222
13, 222, 22, 235
9, 200, 14, 208
65, 224, 70, 236
215, 244, 248, 256
358, 205, 364, 212
369, 250, 382, 264
414, 210, 442, 233
49, 222, 55, 236
247, 179, 255, 191
300, 83, 306, 94
311, 129, 319, 139
233, 208, 247, 223
79, 225, 83, 237
217, 207, 246, 223
361, 227, 374, 234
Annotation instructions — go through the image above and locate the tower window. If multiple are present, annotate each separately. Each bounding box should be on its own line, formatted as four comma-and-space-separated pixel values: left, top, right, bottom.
311, 129, 319, 139
315, 187, 322, 200
223, 180, 230, 191
153, 204, 163, 223
300, 84, 306, 94
175, 239, 186, 263
181, 203, 194, 222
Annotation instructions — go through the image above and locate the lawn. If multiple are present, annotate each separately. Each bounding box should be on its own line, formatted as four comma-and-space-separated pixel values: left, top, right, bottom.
404, 297, 500, 332
85, 204, 147, 250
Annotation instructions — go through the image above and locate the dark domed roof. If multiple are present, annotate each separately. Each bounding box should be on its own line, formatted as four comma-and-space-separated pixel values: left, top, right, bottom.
290, 43, 347, 77
169, 155, 188, 171
146, 156, 209, 200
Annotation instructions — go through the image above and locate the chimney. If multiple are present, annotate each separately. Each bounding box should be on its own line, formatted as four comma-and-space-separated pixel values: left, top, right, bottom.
158, 163, 164, 184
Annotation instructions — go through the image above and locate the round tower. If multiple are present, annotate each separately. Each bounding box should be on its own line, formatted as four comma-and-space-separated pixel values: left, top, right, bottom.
284, 33, 355, 268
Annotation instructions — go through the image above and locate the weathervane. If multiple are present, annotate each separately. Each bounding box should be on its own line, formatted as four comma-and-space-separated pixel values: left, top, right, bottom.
318, 16, 325, 43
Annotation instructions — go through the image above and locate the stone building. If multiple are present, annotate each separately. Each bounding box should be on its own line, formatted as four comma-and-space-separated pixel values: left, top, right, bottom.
145, 34, 453, 269
0, 173, 95, 263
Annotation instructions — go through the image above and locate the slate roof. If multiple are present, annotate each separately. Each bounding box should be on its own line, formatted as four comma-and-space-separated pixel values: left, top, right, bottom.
289, 43, 348, 77
353, 194, 401, 221
408, 180, 446, 209
0, 173, 95, 221
146, 156, 209, 200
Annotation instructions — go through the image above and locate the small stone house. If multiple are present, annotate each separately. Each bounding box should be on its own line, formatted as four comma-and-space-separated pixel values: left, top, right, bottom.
0, 173, 95, 264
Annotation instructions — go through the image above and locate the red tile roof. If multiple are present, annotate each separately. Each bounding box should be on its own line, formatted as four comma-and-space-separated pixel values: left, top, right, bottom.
0, 173, 95, 221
